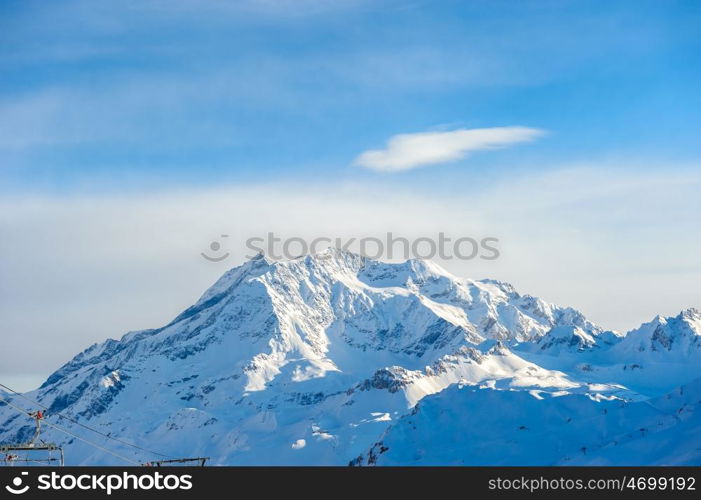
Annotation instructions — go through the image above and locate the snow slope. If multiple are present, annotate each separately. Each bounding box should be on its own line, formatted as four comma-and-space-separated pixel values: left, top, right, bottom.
0, 250, 699, 465
356, 378, 701, 466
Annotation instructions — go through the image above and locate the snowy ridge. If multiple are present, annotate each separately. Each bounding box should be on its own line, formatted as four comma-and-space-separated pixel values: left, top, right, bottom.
613, 308, 701, 360
0, 250, 699, 465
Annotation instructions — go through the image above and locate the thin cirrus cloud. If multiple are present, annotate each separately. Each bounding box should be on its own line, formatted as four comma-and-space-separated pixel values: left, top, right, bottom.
354, 126, 546, 172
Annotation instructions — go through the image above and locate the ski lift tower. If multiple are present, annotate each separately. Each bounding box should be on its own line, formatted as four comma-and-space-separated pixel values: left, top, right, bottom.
1, 411, 64, 466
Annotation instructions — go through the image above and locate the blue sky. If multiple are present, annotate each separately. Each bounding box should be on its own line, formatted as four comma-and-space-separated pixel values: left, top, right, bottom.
1, 1, 701, 390
1, 0, 700, 192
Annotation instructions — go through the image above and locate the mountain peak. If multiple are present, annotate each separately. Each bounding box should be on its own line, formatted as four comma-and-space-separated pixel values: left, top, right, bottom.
2, 252, 700, 466
679, 307, 701, 322
614, 307, 701, 358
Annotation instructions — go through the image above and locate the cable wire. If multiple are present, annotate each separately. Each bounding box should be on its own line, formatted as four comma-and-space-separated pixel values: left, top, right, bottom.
0, 394, 141, 465
0, 382, 174, 459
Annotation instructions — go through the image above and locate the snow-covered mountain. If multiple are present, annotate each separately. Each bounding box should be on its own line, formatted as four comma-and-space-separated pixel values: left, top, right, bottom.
1, 250, 699, 465
613, 308, 701, 360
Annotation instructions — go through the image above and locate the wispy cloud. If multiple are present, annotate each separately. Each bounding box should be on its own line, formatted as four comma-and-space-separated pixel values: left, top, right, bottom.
354, 126, 546, 172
